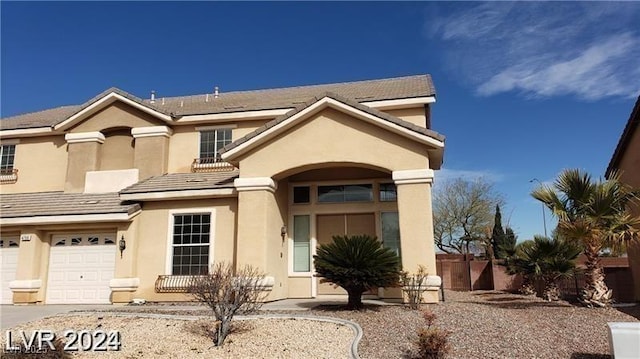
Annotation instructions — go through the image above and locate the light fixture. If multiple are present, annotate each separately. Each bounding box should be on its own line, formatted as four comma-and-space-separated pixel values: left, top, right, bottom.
119, 235, 126, 258
280, 225, 287, 241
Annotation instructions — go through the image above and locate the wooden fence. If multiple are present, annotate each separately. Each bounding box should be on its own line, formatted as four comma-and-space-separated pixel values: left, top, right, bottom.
436, 254, 635, 302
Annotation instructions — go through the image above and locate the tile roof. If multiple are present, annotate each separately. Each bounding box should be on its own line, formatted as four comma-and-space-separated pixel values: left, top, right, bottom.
120, 171, 238, 194
219, 91, 445, 156
1, 75, 435, 130
0, 192, 140, 218
606, 95, 640, 178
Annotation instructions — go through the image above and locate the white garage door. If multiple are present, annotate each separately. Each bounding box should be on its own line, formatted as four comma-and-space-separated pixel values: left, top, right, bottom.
0, 237, 20, 304
46, 234, 116, 304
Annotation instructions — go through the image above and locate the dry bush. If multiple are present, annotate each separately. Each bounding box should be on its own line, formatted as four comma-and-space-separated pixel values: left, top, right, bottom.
188, 262, 268, 346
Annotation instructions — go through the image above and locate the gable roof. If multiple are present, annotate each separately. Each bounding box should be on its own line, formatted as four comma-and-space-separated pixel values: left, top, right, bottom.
1, 75, 435, 131
606, 95, 640, 178
220, 92, 445, 161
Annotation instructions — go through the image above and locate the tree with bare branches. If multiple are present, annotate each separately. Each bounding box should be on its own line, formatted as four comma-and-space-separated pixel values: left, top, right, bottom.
433, 177, 505, 255
188, 262, 269, 346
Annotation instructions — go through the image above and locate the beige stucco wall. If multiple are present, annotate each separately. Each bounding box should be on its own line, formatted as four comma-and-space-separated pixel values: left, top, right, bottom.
129, 198, 237, 301
236, 108, 430, 178
69, 102, 164, 133
0, 136, 67, 194
384, 107, 426, 128
616, 124, 640, 301
100, 130, 135, 171
167, 121, 268, 173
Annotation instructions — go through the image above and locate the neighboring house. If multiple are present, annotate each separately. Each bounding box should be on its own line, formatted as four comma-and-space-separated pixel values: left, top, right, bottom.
0, 75, 445, 305
606, 95, 640, 302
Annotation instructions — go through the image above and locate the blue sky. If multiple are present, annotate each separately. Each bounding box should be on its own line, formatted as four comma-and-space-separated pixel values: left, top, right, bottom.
2, 2, 639, 242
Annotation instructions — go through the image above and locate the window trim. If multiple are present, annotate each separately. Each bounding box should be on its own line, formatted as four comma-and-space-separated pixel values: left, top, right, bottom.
165, 208, 216, 275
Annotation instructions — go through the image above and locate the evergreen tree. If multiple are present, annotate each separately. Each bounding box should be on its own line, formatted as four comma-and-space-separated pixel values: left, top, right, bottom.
499, 227, 518, 258
491, 205, 507, 259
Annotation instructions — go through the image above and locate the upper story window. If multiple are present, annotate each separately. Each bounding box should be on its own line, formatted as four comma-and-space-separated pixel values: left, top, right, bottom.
200, 129, 232, 160
0, 144, 18, 183
193, 127, 235, 172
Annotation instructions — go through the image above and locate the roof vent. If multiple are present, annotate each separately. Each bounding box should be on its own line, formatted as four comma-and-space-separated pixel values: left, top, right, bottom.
83, 200, 100, 205
214, 86, 220, 99
205, 93, 210, 102
150, 90, 156, 104
1, 204, 12, 208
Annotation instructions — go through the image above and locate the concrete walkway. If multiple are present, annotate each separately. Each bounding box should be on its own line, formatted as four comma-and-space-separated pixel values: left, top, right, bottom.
0, 295, 396, 330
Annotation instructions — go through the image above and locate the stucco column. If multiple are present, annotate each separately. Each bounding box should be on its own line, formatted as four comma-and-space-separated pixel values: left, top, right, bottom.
132, 126, 172, 181
64, 132, 104, 192
110, 219, 141, 304
234, 177, 278, 295
10, 229, 46, 304
393, 169, 441, 303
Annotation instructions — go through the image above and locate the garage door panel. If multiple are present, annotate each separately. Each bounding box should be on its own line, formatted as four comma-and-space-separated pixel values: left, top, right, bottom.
1, 244, 20, 305
46, 234, 115, 304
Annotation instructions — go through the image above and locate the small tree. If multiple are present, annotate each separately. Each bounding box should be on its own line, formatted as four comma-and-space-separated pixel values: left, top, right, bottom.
314, 234, 401, 309
491, 204, 507, 259
188, 262, 268, 346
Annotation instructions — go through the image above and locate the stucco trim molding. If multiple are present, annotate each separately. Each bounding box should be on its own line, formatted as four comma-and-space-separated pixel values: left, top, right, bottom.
131, 126, 173, 138
234, 177, 277, 193
392, 169, 434, 185
120, 188, 236, 201
110, 278, 140, 292
65, 131, 105, 144
9, 279, 42, 293
0, 210, 141, 226
361, 96, 436, 110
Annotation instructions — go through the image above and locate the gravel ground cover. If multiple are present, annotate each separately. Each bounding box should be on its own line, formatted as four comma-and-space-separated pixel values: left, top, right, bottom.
3, 290, 638, 358
1, 315, 352, 358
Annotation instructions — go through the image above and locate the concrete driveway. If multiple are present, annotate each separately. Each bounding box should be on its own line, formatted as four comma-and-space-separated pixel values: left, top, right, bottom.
0, 304, 113, 330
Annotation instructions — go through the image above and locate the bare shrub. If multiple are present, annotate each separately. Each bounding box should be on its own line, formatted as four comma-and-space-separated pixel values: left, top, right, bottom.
401, 266, 430, 310
188, 262, 268, 346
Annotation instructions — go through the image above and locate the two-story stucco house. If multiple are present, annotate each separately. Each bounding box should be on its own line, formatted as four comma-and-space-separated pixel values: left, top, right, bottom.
0, 75, 445, 305
606, 95, 640, 302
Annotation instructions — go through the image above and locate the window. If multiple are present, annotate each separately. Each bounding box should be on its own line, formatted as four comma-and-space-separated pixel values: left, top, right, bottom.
381, 212, 401, 259
293, 186, 310, 204
199, 129, 232, 159
0, 144, 16, 173
317, 184, 372, 203
379, 183, 397, 202
172, 213, 211, 275
293, 215, 310, 272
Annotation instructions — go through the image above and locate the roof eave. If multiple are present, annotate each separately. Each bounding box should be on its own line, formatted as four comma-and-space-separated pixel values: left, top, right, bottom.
606, 95, 640, 178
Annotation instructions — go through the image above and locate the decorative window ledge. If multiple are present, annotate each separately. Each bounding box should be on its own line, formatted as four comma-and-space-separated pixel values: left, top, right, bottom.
191, 158, 236, 173
0, 169, 18, 184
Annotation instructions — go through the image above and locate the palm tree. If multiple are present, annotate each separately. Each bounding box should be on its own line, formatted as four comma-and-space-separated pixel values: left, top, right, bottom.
504, 236, 581, 300
532, 169, 640, 307
313, 234, 401, 309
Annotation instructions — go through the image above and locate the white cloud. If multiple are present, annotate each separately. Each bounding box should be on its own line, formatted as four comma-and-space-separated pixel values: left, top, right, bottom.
427, 2, 640, 100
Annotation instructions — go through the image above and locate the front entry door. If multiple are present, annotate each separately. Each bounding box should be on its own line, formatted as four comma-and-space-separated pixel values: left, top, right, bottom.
316, 213, 376, 295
